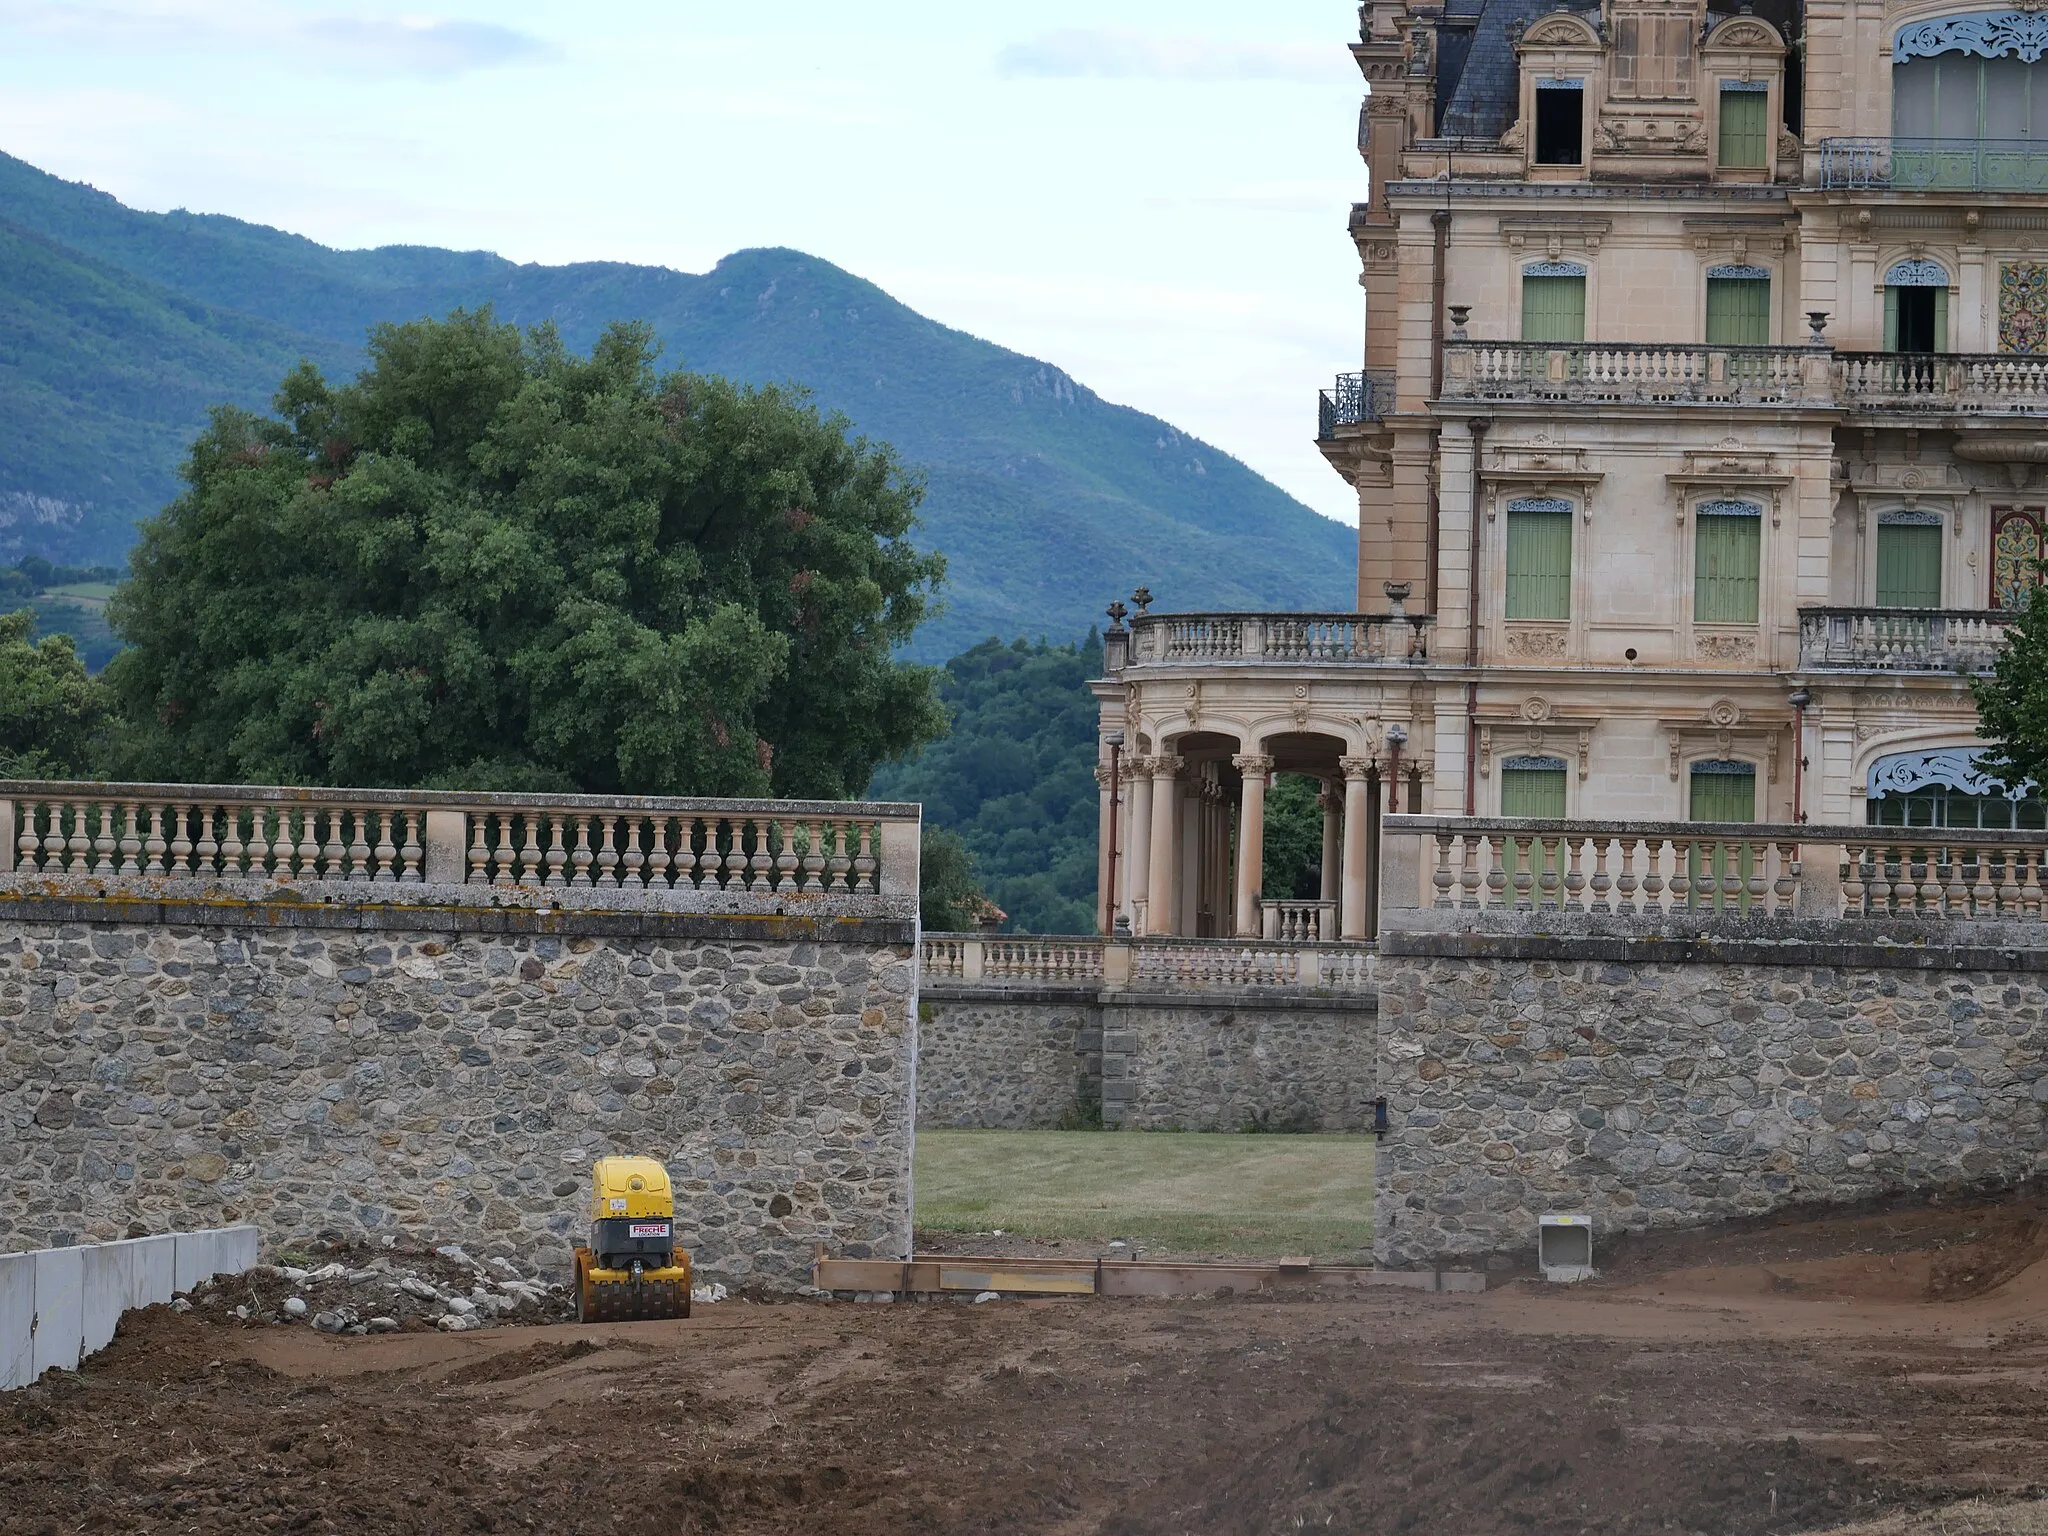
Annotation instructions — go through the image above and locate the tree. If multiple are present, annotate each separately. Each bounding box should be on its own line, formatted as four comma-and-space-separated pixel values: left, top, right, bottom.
1975, 579, 2048, 794
103, 310, 946, 797
917, 826, 993, 931
0, 611, 108, 777
1262, 773, 1326, 902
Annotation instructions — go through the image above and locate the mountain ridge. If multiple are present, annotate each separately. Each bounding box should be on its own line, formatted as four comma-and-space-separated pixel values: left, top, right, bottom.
0, 149, 1357, 659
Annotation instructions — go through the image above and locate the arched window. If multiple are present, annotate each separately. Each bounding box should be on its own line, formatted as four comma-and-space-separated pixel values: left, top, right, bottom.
1868, 746, 2044, 827
1521, 261, 1587, 342
1885, 258, 1951, 352
1993, 505, 2046, 607
1504, 497, 1574, 619
1705, 264, 1772, 345
1876, 508, 1944, 607
1695, 500, 1763, 623
1893, 13, 2048, 186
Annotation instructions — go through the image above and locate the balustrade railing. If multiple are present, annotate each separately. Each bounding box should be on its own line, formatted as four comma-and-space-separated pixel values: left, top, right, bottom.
1819, 136, 2048, 192
1838, 351, 2048, 413
1127, 612, 1430, 666
1797, 607, 2012, 673
1263, 898, 1337, 942
1382, 815, 2048, 923
922, 935, 1376, 991
0, 782, 918, 901
1441, 341, 1830, 406
1317, 369, 1397, 439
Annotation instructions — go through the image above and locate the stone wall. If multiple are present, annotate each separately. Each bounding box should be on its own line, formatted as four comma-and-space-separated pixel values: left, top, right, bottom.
0, 888, 917, 1288
919, 984, 1379, 1132
1375, 910, 2048, 1269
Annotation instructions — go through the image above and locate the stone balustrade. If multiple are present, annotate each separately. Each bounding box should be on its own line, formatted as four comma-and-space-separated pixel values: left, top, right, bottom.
1441, 340, 1830, 407
1122, 611, 1430, 667
922, 934, 1376, 991
0, 781, 920, 907
1836, 351, 2048, 413
1380, 814, 2048, 922
1797, 607, 2013, 674
1263, 898, 1336, 943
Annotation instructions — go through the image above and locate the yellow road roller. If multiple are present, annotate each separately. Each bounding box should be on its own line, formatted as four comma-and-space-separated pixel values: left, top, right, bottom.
573, 1156, 692, 1322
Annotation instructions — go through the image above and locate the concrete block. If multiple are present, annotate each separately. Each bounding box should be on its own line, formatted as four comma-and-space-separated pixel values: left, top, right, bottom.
30, 1245, 83, 1380
81, 1240, 139, 1354
0, 1253, 33, 1390
1437, 1270, 1488, 1293
133, 1235, 176, 1309
172, 1225, 260, 1292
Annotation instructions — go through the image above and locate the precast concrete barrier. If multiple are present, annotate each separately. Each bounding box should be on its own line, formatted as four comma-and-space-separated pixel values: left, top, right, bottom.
2, 1226, 260, 1389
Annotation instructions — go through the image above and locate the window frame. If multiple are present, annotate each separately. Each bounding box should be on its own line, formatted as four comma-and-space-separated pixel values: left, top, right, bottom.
1693, 499, 1764, 626
1874, 510, 1945, 608
1503, 497, 1576, 622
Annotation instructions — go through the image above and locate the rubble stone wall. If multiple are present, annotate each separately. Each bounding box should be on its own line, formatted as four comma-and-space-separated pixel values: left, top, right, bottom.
918, 985, 1378, 1132
1375, 912, 2048, 1269
0, 893, 917, 1288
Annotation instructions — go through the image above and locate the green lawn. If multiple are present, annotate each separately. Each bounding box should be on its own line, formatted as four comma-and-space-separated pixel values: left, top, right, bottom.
913, 1130, 1376, 1261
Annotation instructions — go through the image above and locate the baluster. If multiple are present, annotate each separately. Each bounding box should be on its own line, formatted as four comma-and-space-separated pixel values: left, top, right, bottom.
1457, 834, 1480, 908
399, 811, 423, 883
318, 808, 344, 879
1588, 836, 1611, 913
1746, 839, 1768, 913
1642, 839, 1668, 913
620, 817, 647, 889
17, 800, 43, 873
1485, 834, 1508, 907
775, 820, 800, 892
825, 819, 851, 893
1720, 840, 1744, 911
852, 821, 878, 893
1666, 840, 1693, 912
1432, 833, 1455, 908
512, 814, 540, 888
747, 818, 773, 892
1772, 841, 1798, 915
42, 801, 69, 872
114, 802, 141, 875
647, 817, 673, 889
1511, 836, 1535, 910
490, 813, 516, 887
1915, 843, 1942, 915
1563, 836, 1586, 909
352, 810, 377, 882
802, 820, 827, 893
596, 816, 621, 888
1841, 843, 1868, 916
544, 814, 569, 888
139, 803, 166, 877
196, 806, 220, 877
1613, 837, 1639, 915
569, 816, 595, 887
1873, 841, 1900, 915
674, 817, 704, 891
2023, 849, 2044, 921
468, 813, 492, 884
1964, 845, 1989, 918
90, 802, 115, 875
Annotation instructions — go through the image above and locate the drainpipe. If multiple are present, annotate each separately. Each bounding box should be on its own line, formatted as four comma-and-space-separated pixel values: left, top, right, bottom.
1463, 415, 1488, 816
1426, 210, 1452, 616
1788, 689, 1812, 823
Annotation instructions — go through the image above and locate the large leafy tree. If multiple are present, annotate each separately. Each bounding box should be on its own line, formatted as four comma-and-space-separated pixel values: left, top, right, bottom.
0, 612, 108, 777
1975, 579, 2048, 793
104, 310, 945, 796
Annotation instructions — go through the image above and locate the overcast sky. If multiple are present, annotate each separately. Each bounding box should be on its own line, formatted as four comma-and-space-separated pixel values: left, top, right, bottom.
0, 0, 1369, 524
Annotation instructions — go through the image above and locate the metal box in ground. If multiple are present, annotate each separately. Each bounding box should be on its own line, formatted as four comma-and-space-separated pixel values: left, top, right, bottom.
1538, 1213, 1595, 1282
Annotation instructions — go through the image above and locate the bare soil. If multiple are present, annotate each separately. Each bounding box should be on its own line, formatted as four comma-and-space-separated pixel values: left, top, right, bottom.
8, 1192, 2048, 1535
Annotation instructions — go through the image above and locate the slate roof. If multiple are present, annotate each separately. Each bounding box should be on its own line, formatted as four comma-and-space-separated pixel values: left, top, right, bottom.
1438, 0, 1601, 139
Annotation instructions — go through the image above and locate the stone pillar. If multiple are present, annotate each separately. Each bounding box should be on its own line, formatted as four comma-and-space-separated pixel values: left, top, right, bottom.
1319, 784, 1341, 902
1095, 761, 1116, 933
1232, 752, 1272, 938
1145, 756, 1181, 937
1340, 756, 1375, 941
1124, 758, 1153, 933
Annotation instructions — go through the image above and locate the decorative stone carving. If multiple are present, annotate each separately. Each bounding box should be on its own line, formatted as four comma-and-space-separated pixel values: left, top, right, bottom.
1895, 10, 2048, 63
1711, 21, 1777, 48
1231, 753, 1275, 776
1339, 755, 1377, 782
1777, 130, 1801, 159
1868, 746, 2030, 800
1519, 695, 1553, 722
1696, 634, 1757, 662
1505, 628, 1569, 659
1706, 698, 1744, 727
1521, 13, 1600, 46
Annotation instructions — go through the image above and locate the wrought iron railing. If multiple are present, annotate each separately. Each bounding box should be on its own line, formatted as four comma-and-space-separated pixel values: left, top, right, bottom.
1797, 607, 2013, 674
1317, 369, 1396, 438
1818, 136, 2048, 192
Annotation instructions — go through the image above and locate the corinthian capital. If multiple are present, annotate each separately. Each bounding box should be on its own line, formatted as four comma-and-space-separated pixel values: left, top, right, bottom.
1150, 754, 1184, 780
1339, 755, 1378, 782
1230, 753, 1275, 775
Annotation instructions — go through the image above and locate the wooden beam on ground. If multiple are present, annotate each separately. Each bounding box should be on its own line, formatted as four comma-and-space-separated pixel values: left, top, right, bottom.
811, 1253, 1484, 1297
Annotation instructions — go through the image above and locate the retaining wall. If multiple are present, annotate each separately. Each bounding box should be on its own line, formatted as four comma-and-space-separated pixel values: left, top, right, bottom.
919, 984, 1379, 1131
0, 884, 919, 1288
2, 1226, 259, 1388
1374, 909, 2048, 1269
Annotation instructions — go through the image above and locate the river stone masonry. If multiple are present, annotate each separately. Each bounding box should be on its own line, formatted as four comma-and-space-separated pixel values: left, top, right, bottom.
1375, 911, 2048, 1269
0, 899, 916, 1288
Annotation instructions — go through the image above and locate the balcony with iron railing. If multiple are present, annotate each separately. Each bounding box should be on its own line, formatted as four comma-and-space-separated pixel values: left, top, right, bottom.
1316, 369, 1396, 439
1818, 136, 2048, 192
1114, 610, 1432, 669
1797, 607, 2014, 674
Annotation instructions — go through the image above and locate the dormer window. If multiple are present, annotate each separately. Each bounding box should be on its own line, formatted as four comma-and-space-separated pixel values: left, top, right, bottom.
1717, 82, 1770, 167
1535, 80, 1586, 164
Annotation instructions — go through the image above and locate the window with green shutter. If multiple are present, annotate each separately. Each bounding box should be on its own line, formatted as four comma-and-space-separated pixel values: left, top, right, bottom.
1689, 760, 1757, 909
1521, 271, 1587, 343
1500, 758, 1568, 890
1694, 500, 1762, 624
1504, 499, 1573, 620
1717, 85, 1768, 168
1884, 258, 1949, 353
1705, 271, 1771, 345
1876, 517, 1943, 607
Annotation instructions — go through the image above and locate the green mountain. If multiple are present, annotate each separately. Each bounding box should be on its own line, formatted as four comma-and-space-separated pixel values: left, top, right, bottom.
0, 150, 1355, 660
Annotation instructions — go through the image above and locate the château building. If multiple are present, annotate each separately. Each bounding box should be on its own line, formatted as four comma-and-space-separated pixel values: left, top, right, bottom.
1094, 0, 2048, 941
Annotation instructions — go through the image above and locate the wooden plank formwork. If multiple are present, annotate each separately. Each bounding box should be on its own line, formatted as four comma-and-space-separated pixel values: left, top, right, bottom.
811, 1253, 1485, 1298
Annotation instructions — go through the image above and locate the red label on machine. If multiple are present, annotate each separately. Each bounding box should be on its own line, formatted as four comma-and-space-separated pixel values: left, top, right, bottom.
629, 1222, 670, 1238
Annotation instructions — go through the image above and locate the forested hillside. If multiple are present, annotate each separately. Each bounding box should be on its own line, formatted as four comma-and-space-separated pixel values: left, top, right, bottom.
0, 150, 1356, 661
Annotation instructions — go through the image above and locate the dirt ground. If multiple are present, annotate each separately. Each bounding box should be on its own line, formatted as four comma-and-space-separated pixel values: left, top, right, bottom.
9, 1192, 2048, 1536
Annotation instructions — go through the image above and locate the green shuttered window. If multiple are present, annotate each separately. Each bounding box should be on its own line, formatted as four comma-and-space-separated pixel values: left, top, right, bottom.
1705, 277, 1771, 345
1876, 520, 1943, 608
1689, 763, 1756, 822
1501, 763, 1568, 818
1521, 275, 1586, 342
1717, 86, 1769, 168
1505, 503, 1573, 620
1694, 502, 1762, 624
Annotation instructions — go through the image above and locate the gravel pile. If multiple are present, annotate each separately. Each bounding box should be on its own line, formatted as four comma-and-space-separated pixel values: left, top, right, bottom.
177, 1238, 573, 1334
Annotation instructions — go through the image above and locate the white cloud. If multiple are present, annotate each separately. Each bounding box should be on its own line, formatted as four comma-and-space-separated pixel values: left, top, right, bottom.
994, 28, 1334, 82
0, 2, 553, 76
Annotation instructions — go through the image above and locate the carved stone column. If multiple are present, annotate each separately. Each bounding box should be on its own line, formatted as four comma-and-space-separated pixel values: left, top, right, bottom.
1124, 756, 1154, 933
1340, 756, 1376, 941
1145, 756, 1182, 937
1094, 760, 1117, 934
1319, 783, 1342, 905
1232, 753, 1273, 938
